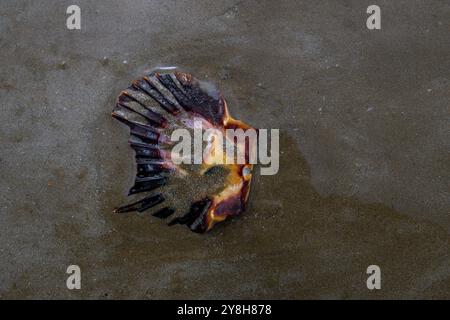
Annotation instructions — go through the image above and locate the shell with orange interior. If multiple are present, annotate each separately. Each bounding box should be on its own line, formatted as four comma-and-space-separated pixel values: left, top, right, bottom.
112, 70, 255, 233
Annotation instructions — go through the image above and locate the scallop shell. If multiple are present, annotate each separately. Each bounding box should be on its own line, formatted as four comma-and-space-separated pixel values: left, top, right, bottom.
112, 71, 255, 233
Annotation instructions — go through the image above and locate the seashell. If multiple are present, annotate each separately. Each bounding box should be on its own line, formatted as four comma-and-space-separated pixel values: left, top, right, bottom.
112, 71, 255, 233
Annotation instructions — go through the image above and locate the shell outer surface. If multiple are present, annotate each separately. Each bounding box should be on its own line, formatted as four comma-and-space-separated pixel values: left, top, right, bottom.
112, 71, 255, 233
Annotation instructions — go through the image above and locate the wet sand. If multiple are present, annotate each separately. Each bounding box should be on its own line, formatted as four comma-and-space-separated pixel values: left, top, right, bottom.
0, 0, 449, 298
